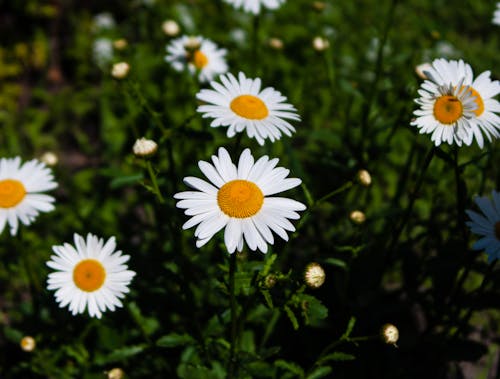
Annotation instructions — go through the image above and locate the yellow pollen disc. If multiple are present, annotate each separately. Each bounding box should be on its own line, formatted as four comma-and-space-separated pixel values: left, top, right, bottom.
495, 221, 500, 241
0, 179, 26, 208
190, 50, 208, 69
217, 180, 264, 218
433, 95, 463, 125
230, 95, 269, 120
73, 259, 106, 292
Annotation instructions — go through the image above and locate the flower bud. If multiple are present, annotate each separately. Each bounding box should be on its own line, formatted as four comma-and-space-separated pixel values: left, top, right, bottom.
356, 169, 371, 187
20, 336, 36, 352
304, 262, 326, 289
312, 36, 329, 51
107, 368, 125, 379
113, 39, 128, 50
40, 151, 58, 166
183, 36, 201, 52
111, 62, 130, 79
349, 210, 366, 225
264, 274, 277, 289
380, 323, 399, 346
312, 1, 326, 11
162, 20, 180, 37
133, 137, 158, 158
268, 38, 284, 50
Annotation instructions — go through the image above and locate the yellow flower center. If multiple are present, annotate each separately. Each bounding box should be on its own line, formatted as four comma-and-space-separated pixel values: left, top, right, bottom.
189, 50, 208, 69
73, 259, 106, 292
230, 95, 269, 120
433, 95, 463, 124
495, 221, 500, 241
217, 179, 264, 218
0, 179, 26, 208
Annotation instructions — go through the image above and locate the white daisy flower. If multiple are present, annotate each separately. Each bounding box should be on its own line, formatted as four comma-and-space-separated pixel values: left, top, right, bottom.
421, 58, 500, 148
0, 157, 57, 236
466, 190, 500, 263
224, 0, 285, 14
493, 3, 500, 26
46, 233, 136, 319
411, 73, 478, 147
165, 35, 228, 83
174, 147, 306, 254
196, 72, 300, 145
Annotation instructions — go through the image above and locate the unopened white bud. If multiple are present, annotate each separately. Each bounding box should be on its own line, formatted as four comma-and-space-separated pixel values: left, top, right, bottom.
357, 169, 371, 187
304, 262, 326, 288
20, 336, 36, 352
313, 36, 329, 51
113, 39, 128, 50
349, 210, 366, 224
107, 368, 125, 379
111, 62, 130, 79
162, 20, 180, 37
133, 137, 158, 157
40, 151, 58, 166
268, 38, 284, 50
380, 323, 399, 346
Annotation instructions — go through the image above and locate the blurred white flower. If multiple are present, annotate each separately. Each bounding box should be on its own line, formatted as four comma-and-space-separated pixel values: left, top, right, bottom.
225, 0, 285, 14
93, 38, 113, 68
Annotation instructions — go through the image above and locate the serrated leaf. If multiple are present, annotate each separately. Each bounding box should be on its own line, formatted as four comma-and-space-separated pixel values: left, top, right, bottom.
306, 366, 333, 379
261, 289, 274, 308
262, 253, 278, 276
157, 333, 195, 348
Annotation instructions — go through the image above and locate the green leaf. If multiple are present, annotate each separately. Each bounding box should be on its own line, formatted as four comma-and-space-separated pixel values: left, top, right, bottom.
306, 366, 333, 379
157, 333, 196, 348
95, 344, 146, 364
261, 253, 278, 276
341, 317, 356, 340
317, 352, 356, 365
284, 305, 299, 330
299, 294, 328, 326
323, 257, 347, 270
110, 173, 144, 189
275, 359, 305, 377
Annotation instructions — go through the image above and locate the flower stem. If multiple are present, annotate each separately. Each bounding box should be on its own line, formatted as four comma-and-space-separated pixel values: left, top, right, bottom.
146, 160, 165, 203
228, 253, 238, 378
315, 181, 354, 205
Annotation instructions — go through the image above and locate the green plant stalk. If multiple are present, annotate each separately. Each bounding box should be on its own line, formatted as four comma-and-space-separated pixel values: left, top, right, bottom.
146, 160, 165, 203
228, 252, 238, 379
385, 145, 436, 259
360, 0, 398, 144
252, 14, 260, 76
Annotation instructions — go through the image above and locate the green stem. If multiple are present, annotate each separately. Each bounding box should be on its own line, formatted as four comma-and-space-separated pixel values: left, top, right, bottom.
315, 181, 354, 205
385, 145, 435, 257
146, 160, 165, 203
228, 253, 238, 379
252, 15, 260, 76
360, 0, 398, 143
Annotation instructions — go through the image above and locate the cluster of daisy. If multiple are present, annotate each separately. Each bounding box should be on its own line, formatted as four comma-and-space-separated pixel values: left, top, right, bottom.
412, 58, 500, 148
0, 157, 135, 319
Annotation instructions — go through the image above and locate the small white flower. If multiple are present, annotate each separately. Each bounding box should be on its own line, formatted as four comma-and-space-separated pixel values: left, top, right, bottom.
421, 58, 500, 148
493, 3, 500, 25
304, 263, 325, 288
196, 72, 300, 145
0, 157, 57, 236
46, 233, 136, 318
224, 0, 285, 14
165, 35, 228, 83
174, 147, 306, 254
466, 190, 500, 263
